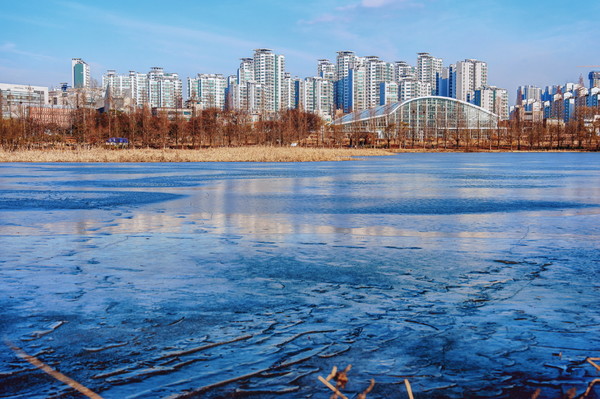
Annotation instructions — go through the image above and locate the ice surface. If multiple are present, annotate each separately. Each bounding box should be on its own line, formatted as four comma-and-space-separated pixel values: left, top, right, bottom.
1, 153, 600, 398
0, 190, 182, 210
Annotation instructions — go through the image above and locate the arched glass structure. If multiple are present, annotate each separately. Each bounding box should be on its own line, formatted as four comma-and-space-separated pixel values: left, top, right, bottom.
332, 96, 499, 142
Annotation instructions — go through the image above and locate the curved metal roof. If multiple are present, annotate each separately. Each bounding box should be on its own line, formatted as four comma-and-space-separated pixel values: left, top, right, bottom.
332, 96, 499, 125
333, 102, 403, 125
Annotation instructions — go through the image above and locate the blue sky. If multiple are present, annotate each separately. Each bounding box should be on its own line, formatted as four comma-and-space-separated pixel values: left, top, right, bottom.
1, 0, 598, 103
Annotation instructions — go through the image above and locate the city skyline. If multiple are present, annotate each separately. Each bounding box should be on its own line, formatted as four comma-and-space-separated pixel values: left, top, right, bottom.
1, 0, 599, 104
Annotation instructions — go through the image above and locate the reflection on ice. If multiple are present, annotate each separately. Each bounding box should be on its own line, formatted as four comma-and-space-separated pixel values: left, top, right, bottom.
1, 153, 600, 398
0, 189, 182, 210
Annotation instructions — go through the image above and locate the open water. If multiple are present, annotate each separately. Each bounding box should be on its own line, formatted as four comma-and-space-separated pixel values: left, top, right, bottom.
1, 153, 599, 398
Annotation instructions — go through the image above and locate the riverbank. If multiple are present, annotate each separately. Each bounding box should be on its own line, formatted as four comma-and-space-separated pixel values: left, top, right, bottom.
0, 147, 395, 163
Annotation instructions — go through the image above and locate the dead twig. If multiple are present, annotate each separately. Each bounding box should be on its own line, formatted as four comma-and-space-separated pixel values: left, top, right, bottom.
318, 375, 349, 399
581, 378, 600, 398
404, 378, 415, 399
586, 358, 600, 373
335, 364, 352, 389
326, 365, 338, 381
319, 365, 376, 399
357, 378, 375, 399
318, 365, 352, 399
6, 340, 103, 399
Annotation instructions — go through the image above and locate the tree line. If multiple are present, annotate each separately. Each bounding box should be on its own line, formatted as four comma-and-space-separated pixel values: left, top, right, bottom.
0, 107, 326, 150
0, 105, 599, 151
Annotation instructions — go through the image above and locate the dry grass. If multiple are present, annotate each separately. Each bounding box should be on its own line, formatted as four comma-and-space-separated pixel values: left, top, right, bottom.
0, 146, 395, 163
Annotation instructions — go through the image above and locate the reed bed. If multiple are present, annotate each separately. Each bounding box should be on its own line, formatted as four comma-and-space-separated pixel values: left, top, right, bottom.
0, 147, 394, 163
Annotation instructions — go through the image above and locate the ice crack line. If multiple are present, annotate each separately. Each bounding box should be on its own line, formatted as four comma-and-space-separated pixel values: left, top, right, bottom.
509, 226, 531, 254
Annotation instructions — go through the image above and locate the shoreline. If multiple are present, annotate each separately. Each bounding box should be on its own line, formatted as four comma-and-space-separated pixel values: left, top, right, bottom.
0, 147, 595, 163
0, 146, 395, 163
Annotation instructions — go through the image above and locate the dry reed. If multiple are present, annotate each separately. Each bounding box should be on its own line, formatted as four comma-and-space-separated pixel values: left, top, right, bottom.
0, 146, 394, 163
6, 341, 103, 399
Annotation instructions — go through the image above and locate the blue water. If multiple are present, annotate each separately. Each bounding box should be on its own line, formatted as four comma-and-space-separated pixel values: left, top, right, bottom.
1, 153, 599, 398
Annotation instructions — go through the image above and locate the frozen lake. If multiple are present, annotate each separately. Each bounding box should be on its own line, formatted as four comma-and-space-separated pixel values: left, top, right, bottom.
1, 153, 600, 398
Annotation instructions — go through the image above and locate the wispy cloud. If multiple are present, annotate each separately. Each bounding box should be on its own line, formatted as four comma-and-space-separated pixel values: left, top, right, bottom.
0, 42, 57, 61
299, 13, 335, 25
361, 0, 397, 8
300, 0, 425, 25
57, 1, 259, 50
338, 0, 424, 11
298, 13, 351, 25
0, 13, 64, 29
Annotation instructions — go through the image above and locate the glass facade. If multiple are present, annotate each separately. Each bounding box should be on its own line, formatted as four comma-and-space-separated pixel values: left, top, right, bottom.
0, 84, 48, 119
332, 96, 499, 140
73, 63, 84, 89
71, 58, 90, 89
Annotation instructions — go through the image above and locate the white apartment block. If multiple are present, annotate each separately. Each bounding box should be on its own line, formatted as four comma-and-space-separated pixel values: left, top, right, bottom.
455, 59, 488, 102
281, 73, 298, 111
517, 85, 542, 105
238, 58, 254, 84
230, 58, 257, 112
336, 51, 358, 81
417, 53, 443, 95
253, 49, 285, 113
364, 56, 395, 109
229, 81, 263, 113
317, 59, 336, 81
395, 61, 416, 81
380, 82, 399, 105
298, 76, 334, 121
103, 70, 130, 98
335, 51, 359, 113
187, 73, 227, 110
228, 81, 245, 111
399, 79, 431, 101
335, 53, 373, 113
133, 73, 149, 105
229, 50, 287, 114
147, 67, 183, 108
103, 70, 149, 105
350, 61, 368, 112
247, 82, 264, 113
475, 85, 509, 120
103, 67, 181, 108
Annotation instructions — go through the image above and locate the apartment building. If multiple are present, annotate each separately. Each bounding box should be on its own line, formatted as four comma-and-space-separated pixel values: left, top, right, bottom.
72, 58, 90, 89
417, 52, 443, 95
253, 48, 286, 113
188, 73, 227, 110
455, 59, 487, 102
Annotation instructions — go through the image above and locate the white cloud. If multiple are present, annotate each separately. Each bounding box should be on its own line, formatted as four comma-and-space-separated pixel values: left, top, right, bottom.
0, 13, 64, 30
335, 0, 399, 10
0, 42, 56, 61
298, 13, 337, 25
361, 0, 395, 7
335, 4, 359, 11
306, 0, 425, 26
0, 42, 16, 51
57, 1, 258, 50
